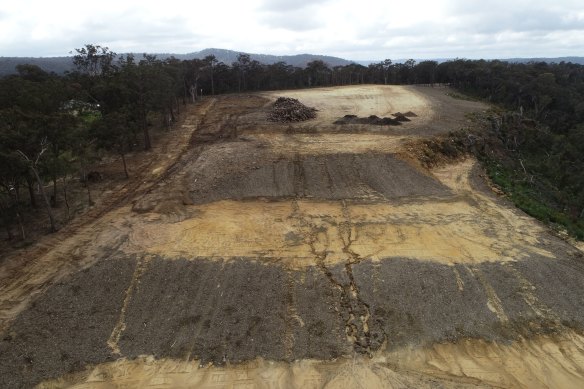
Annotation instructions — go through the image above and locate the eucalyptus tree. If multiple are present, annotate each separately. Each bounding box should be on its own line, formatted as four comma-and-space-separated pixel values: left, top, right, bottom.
266, 61, 295, 90
91, 110, 134, 178
204, 55, 218, 95
184, 58, 207, 102
415, 61, 438, 85
72, 44, 117, 77
233, 53, 252, 92
305, 60, 331, 87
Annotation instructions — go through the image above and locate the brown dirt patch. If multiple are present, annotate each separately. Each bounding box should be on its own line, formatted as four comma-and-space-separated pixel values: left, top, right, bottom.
37, 331, 584, 389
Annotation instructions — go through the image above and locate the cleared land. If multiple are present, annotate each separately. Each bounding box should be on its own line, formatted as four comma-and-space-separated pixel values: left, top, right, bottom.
2, 85, 584, 389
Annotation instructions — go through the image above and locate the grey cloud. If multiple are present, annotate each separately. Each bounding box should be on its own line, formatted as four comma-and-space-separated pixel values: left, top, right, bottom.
1, 10, 203, 57
460, 11, 581, 34
442, 0, 584, 34
331, 13, 583, 60
257, 0, 334, 31
349, 7, 584, 59
72, 12, 199, 52
259, 11, 322, 31
373, 29, 576, 59
2, 0, 583, 61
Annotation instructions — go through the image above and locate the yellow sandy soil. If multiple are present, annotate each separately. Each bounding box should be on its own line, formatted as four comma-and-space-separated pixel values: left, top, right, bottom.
126, 159, 552, 267
38, 330, 584, 389
261, 85, 434, 128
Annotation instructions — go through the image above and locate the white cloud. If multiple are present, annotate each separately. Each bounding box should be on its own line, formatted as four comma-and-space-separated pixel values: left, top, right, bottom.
0, 0, 582, 59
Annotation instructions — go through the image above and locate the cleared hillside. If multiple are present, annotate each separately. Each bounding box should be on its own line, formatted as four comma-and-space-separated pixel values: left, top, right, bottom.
1, 85, 584, 389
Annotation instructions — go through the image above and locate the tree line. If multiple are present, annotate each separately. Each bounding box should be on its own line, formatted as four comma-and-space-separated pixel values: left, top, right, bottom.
1, 44, 583, 241
436, 59, 584, 237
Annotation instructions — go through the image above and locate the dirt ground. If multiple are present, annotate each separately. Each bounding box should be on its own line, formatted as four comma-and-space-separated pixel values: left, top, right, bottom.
2, 85, 584, 389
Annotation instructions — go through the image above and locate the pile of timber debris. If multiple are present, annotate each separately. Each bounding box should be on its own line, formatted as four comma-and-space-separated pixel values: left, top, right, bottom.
267, 97, 317, 122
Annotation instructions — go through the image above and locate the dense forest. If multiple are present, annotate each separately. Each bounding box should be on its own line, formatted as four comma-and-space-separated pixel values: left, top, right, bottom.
1, 44, 583, 242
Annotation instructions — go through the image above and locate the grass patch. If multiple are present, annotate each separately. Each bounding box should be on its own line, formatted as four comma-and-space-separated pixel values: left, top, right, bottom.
79, 110, 101, 125
484, 159, 584, 240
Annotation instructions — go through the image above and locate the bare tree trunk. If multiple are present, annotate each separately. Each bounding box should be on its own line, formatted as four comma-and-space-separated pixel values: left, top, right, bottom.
30, 166, 57, 232
169, 102, 176, 122
26, 176, 37, 208
519, 159, 528, 176
86, 182, 94, 206
52, 176, 58, 206
5, 224, 14, 241
142, 115, 151, 150
62, 176, 70, 221
4, 198, 25, 240
211, 71, 215, 95
80, 165, 87, 185
15, 207, 25, 240
121, 153, 129, 179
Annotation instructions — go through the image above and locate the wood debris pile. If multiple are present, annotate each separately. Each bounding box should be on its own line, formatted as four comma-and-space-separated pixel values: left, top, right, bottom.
267, 97, 317, 122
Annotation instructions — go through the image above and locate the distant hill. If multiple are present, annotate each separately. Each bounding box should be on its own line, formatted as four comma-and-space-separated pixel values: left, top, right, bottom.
0, 56, 75, 76
2, 50, 583, 77
0, 48, 354, 76
359, 57, 584, 65
503, 57, 584, 65
162, 48, 355, 68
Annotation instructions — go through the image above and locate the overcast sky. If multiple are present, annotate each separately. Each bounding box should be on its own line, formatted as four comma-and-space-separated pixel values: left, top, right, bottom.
1, 0, 583, 60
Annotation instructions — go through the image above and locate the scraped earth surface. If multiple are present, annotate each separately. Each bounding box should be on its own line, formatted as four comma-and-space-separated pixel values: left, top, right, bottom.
2, 85, 584, 389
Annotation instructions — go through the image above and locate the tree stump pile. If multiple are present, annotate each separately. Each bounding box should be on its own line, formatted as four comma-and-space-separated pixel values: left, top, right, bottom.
267, 97, 317, 122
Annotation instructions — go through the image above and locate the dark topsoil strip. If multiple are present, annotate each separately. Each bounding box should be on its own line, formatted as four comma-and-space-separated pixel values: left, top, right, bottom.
0, 257, 137, 389
3, 254, 584, 387
188, 153, 452, 205
354, 255, 584, 349
117, 258, 348, 363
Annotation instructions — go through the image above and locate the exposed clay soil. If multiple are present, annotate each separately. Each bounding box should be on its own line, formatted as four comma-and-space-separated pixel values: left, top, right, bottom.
2, 85, 584, 389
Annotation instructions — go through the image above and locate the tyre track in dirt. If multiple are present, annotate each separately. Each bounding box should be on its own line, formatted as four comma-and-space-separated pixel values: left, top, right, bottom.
0, 98, 216, 334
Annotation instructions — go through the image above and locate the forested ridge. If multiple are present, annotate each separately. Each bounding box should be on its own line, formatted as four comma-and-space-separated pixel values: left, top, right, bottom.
438, 60, 584, 238
1, 44, 583, 244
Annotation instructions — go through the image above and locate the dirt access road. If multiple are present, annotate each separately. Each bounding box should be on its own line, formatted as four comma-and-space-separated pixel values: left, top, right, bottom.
2, 85, 584, 389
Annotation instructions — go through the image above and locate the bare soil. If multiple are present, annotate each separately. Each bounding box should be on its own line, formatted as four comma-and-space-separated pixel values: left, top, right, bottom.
2, 85, 584, 389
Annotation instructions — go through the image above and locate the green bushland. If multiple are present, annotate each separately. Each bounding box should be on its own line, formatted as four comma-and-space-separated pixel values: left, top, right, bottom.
483, 158, 584, 240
